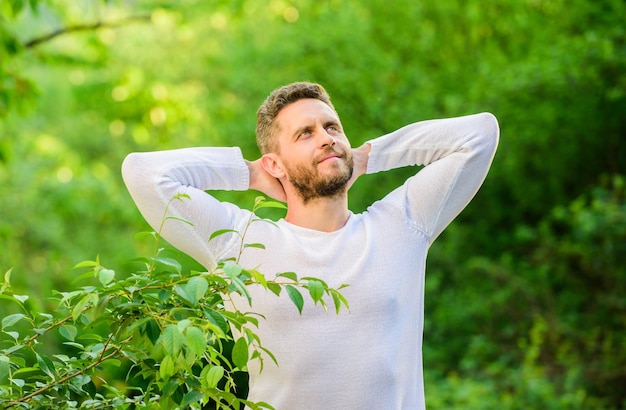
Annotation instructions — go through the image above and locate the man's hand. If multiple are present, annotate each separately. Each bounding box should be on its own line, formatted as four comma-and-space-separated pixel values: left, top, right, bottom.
347, 143, 371, 190
247, 159, 287, 202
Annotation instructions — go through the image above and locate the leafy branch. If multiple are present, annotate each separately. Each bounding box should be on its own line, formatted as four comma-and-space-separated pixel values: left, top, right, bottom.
0, 196, 349, 409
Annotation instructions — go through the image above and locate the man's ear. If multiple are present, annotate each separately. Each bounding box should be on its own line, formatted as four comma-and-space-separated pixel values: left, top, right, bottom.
261, 153, 286, 179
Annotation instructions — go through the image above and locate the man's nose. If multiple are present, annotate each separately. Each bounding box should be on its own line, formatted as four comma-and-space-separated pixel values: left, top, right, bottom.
319, 129, 336, 147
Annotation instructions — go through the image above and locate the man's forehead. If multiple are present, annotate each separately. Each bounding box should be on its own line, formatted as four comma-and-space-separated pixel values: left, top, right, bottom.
276, 99, 339, 129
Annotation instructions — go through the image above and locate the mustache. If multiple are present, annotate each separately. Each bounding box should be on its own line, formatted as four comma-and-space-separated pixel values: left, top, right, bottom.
315, 146, 348, 163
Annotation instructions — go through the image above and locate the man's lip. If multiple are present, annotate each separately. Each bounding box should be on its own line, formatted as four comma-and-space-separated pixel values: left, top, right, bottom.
318, 154, 342, 163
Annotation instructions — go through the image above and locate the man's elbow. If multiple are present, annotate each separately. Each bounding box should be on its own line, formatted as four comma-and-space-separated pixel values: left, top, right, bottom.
477, 112, 500, 152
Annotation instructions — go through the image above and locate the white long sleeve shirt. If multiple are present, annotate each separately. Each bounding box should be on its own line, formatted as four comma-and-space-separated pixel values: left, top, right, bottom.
122, 112, 499, 410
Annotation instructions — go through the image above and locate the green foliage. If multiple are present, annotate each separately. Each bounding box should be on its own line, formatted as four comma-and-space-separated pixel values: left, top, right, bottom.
425, 175, 626, 409
0, 197, 349, 409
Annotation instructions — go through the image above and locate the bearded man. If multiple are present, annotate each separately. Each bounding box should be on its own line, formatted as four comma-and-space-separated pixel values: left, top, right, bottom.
122, 81, 499, 409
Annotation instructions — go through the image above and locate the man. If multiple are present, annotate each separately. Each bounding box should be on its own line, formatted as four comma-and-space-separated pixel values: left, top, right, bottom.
122, 82, 499, 409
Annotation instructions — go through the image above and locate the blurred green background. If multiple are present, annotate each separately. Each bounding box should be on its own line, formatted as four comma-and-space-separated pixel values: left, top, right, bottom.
1, 0, 625, 408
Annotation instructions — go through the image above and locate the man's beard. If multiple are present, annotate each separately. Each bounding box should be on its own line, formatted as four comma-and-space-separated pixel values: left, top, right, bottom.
286, 147, 354, 204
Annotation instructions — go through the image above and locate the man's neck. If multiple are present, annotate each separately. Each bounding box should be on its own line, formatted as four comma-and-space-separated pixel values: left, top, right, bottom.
284, 194, 350, 232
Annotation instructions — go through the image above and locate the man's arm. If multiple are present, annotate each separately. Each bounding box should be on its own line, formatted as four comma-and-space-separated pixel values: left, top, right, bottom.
122, 147, 254, 270
365, 112, 499, 242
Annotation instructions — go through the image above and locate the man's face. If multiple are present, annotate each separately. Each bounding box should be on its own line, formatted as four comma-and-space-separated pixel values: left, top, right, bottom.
274, 98, 354, 203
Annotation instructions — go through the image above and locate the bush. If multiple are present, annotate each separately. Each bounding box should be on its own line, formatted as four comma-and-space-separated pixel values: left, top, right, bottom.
0, 197, 348, 409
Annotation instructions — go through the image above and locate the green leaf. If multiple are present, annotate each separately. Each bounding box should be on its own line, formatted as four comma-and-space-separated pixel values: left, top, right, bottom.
63, 342, 85, 349
250, 269, 268, 288
173, 284, 191, 304
36, 353, 55, 378
276, 272, 298, 281
153, 257, 182, 273
206, 310, 229, 333
185, 276, 209, 305
135, 231, 158, 240
159, 355, 176, 381
161, 324, 184, 356
11, 378, 25, 387
13, 294, 29, 303
253, 196, 288, 210
202, 365, 224, 389
181, 390, 204, 407
306, 279, 324, 305
3, 331, 19, 340
164, 215, 194, 226
59, 325, 77, 341
243, 243, 265, 250
4, 268, 12, 284
209, 228, 239, 241
177, 319, 191, 332
232, 337, 249, 370
98, 268, 115, 286
173, 192, 191, 201
230, 276, 251, 305
0, 356, 10, 380
224, 263, 243, 279
185, 326, 206, 356
285, 285, 304, 314
330, 289, 350, 314
267, 283, 281, 297
146, 319, 161, 345
73, 260, 99, 269
2, 313, 27, 329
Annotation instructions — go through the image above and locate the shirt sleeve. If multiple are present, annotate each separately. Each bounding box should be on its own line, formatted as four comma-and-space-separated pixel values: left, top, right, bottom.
121, 147, 253, 270
365, 112, 499, 243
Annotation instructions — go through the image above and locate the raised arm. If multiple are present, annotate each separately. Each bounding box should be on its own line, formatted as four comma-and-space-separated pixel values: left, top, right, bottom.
121, 147, 254, 270
366, 112, 499, 242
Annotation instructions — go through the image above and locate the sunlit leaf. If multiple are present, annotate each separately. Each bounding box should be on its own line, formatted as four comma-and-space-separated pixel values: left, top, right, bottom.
232, 337, 249, 370
224, 263, 243, 279
59, 324, 77, 341
2, 313, 27, 329
253, 196, 287, 210
185, 326, 206, 356
330, 289, 350, 314
209, 229, 239, 241
161, 324, 183, 356
202, 365, 224, 389
164, 215, 194, 226
243, 243, 265, 250
3, 268, 12, 284
98, 268, 115, 286
159, 355, 176, 381
36, 353, 55, 378
306, 279, 324, 305
250, 269, 268, 288
276, 272, 297, 281
13, 294, 28, 303
152, 257, 182, 273
73, 260, 99, 269
185, 276, 209, 305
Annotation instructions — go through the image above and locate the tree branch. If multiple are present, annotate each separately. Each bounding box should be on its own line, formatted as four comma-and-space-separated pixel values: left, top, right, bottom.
4, 336, 133, 408
24, 15, 151, 49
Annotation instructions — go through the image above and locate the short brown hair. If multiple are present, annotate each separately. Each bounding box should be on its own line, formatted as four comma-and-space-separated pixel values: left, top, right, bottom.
256, 82, 335, 154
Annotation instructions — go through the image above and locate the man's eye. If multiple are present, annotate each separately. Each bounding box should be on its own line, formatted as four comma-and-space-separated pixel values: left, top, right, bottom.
327, 126, 338, 132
